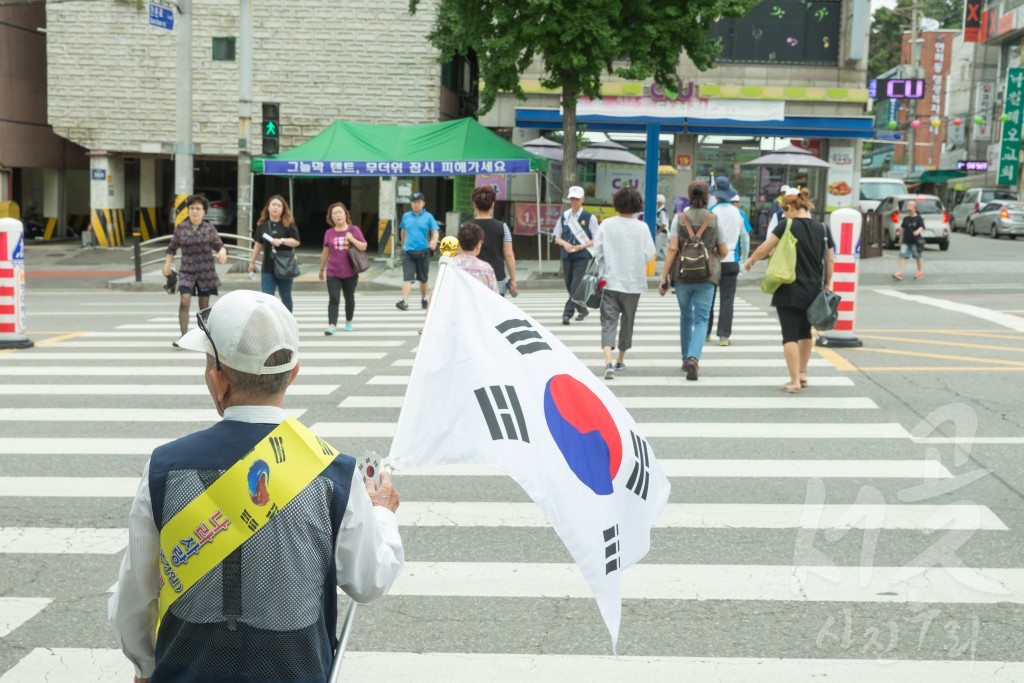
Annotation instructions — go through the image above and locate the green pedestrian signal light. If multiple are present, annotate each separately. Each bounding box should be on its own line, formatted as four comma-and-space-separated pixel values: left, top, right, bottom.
262, 102, 280, 155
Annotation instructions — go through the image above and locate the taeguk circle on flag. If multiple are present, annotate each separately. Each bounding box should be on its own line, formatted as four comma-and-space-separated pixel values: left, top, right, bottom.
543, 374, 621, 495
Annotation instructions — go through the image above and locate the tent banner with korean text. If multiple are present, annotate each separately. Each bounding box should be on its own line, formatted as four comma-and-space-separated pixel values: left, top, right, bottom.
388, 266, 670, 652
998, 67, 1024, 186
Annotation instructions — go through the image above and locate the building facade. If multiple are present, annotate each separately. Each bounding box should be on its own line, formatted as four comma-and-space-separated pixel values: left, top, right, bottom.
45, 0, 445, 245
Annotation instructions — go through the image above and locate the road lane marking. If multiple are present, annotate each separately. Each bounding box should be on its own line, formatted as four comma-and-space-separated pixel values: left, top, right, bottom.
0, 598, 52, 637
875, 288, 1024, 332
847, 348, 1024, 367
0, 351, 385, 361
339, 396, 878, 410
390, 358, 833, 368
0, 366, 363, 376
0, 408, 304, 422
857, 334, 1024, 354
0, 384, 337, 395
814, 347, 858, 371
365, 375, 857, 387
0, 528, 128, 554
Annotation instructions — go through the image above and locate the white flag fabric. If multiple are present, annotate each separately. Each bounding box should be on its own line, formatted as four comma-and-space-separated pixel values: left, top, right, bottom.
389, 264, 671, 651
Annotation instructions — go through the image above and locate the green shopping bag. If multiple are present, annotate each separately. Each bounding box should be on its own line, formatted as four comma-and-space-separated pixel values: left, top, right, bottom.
760, 219, 798, 294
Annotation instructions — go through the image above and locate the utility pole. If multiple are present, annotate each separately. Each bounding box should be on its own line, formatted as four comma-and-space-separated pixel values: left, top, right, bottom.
237, 0, 253, 240
173, 0, 193, 220
905, 2, 921, 175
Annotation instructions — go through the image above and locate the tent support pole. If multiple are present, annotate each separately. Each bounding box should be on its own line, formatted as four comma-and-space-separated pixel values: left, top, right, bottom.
644, 124, 660, 243
288, 177, 294, 216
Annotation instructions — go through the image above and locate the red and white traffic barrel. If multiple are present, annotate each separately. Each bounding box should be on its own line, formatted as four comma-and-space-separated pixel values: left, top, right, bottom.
817, 208, 862, 348
0, 218, 33, 349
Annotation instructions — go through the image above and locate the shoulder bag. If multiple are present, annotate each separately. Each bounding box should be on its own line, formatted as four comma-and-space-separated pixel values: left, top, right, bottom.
806, 222, 841, 331
273, 249, 301, 279
348, 247, 371, 273
571, 256, 605, 309
760, 219, 798, 294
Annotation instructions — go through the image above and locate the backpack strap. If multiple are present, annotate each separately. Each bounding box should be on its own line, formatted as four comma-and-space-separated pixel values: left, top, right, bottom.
680, 212, 714, 238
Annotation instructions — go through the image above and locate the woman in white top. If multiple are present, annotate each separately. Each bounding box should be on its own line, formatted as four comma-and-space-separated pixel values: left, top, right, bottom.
592, 187, 657, 380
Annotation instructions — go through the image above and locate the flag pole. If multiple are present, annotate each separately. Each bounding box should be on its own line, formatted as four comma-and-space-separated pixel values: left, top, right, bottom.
327, 600, 358, 682
420, 236, 458, 339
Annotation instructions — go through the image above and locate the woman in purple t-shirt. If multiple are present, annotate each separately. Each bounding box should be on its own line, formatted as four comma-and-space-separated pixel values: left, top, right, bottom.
318, 202, 367, 334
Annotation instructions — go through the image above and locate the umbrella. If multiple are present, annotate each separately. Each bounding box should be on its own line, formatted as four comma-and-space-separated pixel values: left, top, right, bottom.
577, 139, 645, 165
743, 144, 831, 169
520, 137, 563, 162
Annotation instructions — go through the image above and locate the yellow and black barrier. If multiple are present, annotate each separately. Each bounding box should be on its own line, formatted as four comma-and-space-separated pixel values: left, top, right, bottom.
88, 208, 126, 247
174, 194, 188, 228
136, 207, 159, 241
43, 217, 58, 240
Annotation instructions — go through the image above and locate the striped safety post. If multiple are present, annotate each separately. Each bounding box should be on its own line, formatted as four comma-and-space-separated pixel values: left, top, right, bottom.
0, 217, 33, 349
817, 208, 863, 348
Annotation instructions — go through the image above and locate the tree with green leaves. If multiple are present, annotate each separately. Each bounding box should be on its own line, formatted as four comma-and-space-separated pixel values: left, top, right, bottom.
409, 0, 759, 194
869, 0, 964, 78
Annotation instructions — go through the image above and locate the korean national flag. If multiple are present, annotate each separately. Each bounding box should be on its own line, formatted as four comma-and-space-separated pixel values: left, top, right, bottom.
389, 265, 670, 652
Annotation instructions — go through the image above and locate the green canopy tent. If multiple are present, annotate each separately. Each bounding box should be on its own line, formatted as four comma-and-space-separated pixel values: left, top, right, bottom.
253, 118, 549, 263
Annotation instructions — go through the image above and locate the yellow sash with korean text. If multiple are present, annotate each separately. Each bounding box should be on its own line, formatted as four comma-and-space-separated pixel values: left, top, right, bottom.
155, 418, 339, 636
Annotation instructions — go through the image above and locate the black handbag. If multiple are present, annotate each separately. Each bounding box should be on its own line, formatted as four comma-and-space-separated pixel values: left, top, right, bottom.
807, 223, 841, 331
348, 247, 370, 273
273, 249, 300, 279
571, 257, 604, 310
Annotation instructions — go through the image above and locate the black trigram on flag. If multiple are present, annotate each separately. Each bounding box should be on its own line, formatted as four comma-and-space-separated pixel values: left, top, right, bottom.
474, 385, 530, 443
626, 431, 650, 500
604, 525, 620, 574
269, 436, 287, 464
495, 318, 551, 355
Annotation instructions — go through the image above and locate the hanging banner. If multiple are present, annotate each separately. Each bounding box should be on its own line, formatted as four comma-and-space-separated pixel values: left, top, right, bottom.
576, 97, 785, 122
513, 202, 561, 236
594, 163, 646, 204
263, 159, 533, 176
475, 174, 507, 200
974, 82, 994, 141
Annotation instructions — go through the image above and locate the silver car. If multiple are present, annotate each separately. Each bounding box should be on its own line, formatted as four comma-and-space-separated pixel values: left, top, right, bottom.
950, 188, 1018, 232
877, 194, 950, 251
966, 200, 1024, 239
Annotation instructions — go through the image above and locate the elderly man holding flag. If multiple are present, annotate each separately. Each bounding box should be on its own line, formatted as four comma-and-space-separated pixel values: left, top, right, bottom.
390, 246, 671, 651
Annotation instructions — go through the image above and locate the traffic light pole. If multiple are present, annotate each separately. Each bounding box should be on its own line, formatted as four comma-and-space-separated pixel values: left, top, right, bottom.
173, 0, 193, 210
237, 0, 253, 239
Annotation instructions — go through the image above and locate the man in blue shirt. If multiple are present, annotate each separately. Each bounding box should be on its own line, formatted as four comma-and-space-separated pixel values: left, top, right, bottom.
396, 192, 440, 310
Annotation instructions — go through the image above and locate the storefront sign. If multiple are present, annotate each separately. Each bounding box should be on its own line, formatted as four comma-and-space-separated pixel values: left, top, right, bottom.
513, 202, 561, 236
475, 174, 507, 200
825, 146, 855, 211
594, 163, 646, 204
956, 160, 989, 171
263, 159, 532, 176
576, 97, 784, 122
998, 68, 1024, 186
974, 82, 994, 141
868, 78, 925, 99
963, 0, 983, 41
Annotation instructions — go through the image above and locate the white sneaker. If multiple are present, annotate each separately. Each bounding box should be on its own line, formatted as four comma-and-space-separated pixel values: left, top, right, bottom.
604, 364, 614, 379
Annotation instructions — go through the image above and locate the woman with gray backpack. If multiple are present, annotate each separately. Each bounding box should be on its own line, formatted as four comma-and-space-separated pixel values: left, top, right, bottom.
658, 180, 728, 381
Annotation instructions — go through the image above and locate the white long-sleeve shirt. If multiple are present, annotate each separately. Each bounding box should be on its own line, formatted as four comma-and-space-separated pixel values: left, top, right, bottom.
592, 215, 657, 294
108, 405, 404, 678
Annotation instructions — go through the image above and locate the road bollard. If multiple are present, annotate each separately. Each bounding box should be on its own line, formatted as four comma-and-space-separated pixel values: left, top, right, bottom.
817, 208, 863, 348
0, 217, 34, 349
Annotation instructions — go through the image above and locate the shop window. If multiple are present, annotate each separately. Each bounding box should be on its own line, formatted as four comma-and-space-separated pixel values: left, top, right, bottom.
710, 0, 840, 66
579, 163, 596, 186
212, 37, 236, 62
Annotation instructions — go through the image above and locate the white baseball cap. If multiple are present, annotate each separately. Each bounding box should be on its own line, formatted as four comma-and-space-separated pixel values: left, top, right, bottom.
177, 290, 299, 375
657, 194, 666, 204
780, 185, 791, 194
731, 195, 743, 204
784, 187, 800, 196
566, 186, 585, 200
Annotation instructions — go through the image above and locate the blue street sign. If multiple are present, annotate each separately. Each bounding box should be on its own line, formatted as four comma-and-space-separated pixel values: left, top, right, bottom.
149, 3, 174, 30
876, 132, 903, 141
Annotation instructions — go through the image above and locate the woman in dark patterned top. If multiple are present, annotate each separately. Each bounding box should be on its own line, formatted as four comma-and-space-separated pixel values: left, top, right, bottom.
163, 194, 227, 345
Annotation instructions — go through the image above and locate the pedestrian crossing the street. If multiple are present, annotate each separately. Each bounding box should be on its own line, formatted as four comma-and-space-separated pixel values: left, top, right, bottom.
0, 290, 1015, 681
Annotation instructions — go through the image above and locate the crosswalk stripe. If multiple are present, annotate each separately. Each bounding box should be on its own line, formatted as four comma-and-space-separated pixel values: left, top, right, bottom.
0, 598, 52, 638
339, 396, 878, 410
0, 366, 363, 376
82, 330, 419, 338
310, 422, 909, 439
0, 460, 951, 498
392, 502, 1007, 530
388, 562, 1023, 602
552, 334, 782, 341
115, 323, 786, 332
560, 345, 783, 353
366, 375, 856, 387
390, 357, 833, 368
7, 648, 1024, 683
0, 384, 338, 396
0, 438, 168, 454
0, 458, 952, 500
0, 352, 385, 361
0, 528, 127, 554
47, 340, 403, 348
340, 653, 1024, 682
0, 408, 304, 422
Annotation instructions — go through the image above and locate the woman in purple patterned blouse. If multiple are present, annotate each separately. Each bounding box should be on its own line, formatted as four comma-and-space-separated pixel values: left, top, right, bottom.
163, 194, 227, 345
451, 222, 498, 293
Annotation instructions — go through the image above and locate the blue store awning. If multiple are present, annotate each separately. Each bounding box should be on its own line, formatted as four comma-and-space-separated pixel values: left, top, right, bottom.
515, 108, 875, 139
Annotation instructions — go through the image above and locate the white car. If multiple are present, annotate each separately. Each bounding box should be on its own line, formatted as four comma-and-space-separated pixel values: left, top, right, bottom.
196, 188, 236, 230
856, 178, 909, 214
876, 194, 950, 251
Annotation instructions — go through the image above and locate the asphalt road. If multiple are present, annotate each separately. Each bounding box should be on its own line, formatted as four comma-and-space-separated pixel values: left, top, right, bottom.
1, 230, 1023, 681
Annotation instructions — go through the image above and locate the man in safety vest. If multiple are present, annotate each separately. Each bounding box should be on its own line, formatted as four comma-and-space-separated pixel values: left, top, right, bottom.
109, 290, 404, 683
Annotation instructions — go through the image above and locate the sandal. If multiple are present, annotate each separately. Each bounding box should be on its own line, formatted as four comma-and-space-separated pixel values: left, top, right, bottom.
799, 373, 808, 388
781, 383, 801, 394
891, 272, 903, 281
